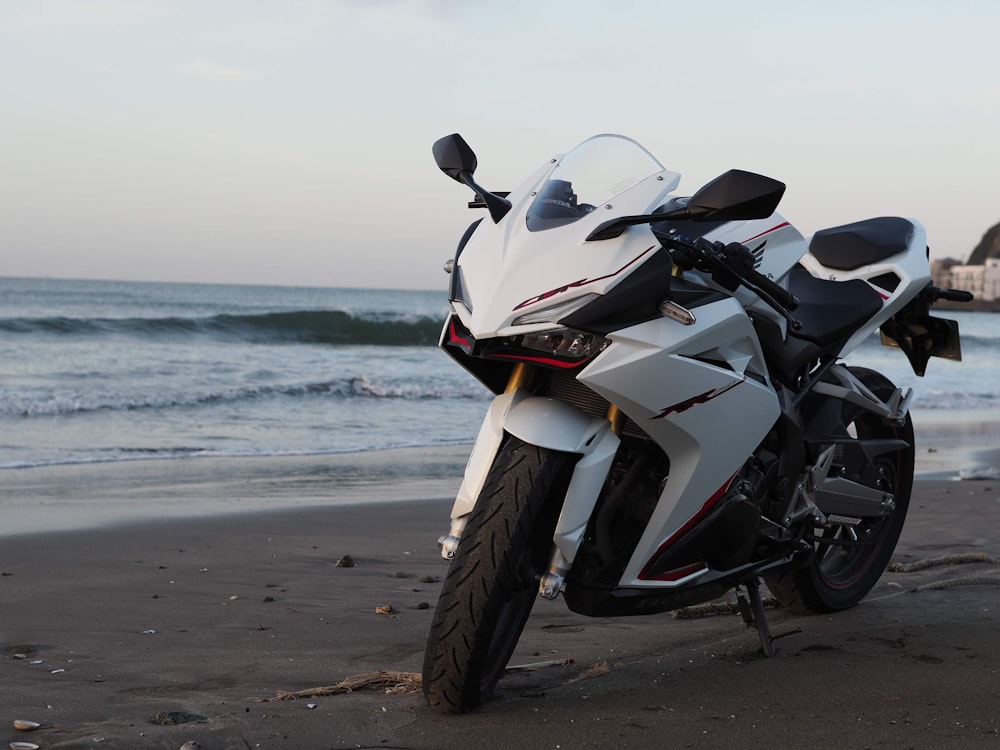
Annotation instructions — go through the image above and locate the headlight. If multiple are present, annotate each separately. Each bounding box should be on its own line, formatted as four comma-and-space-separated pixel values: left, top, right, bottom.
517, 327, 608, 360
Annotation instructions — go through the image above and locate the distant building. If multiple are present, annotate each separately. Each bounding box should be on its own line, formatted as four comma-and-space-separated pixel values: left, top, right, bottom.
948, 264, 984, 299
986, 258, 1000, 300
944, 258, 1000, 301
926, 256, 1000, 308
931, 258, 960, 289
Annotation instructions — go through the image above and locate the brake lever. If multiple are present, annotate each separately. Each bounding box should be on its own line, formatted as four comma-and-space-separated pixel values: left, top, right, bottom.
667, 233, 803, 331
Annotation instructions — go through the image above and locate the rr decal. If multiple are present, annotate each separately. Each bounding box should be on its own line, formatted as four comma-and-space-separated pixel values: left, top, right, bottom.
651, 377, 745, 419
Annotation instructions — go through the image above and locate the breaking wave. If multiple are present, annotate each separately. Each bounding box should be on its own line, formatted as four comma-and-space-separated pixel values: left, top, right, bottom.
0, 309, 444, 346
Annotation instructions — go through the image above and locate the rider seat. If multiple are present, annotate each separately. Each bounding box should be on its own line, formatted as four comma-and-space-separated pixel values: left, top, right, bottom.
787, 266, 884, 348
752, 266, 884, 385
808, 216, 914, 271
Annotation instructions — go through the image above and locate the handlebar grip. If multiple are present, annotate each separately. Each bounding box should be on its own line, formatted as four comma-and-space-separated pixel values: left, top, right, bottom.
745, 266, 799, 310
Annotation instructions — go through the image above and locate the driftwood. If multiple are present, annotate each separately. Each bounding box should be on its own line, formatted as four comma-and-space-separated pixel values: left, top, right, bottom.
261, 658, 587, 702
262, 670, 422, 701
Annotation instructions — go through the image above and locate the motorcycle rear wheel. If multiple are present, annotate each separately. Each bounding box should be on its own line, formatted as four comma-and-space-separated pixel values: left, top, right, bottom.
422, 436, 573, 713
765, 367, 915, 614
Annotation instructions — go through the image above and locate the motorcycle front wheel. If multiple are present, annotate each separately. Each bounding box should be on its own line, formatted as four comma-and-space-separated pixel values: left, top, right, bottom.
765, 367, 915, 614
422, 436, 574, 713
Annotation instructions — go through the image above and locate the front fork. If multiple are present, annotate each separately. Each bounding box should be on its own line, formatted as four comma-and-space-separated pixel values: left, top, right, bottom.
439, 364, 625, 601
437, 363, 536, 560
538, 399, 625, 600
504, 361, 532, 393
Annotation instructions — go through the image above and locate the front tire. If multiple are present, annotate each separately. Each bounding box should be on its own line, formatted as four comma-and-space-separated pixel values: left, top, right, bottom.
422, 436, 574, 713
765, 367, 915, 614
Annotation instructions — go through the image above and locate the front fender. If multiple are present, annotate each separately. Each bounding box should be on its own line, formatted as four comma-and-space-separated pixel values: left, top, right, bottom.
449, 391, 619, 564
504, 396, 612, 453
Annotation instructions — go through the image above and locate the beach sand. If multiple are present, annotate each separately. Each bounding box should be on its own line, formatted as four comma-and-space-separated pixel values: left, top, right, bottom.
3, 453, 1000, 749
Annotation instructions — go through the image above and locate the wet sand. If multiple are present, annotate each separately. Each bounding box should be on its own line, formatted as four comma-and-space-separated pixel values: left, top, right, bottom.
2, 457, 1000, 749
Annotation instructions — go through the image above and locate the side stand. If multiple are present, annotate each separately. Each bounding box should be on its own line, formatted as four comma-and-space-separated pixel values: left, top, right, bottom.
734, 578, 800, 657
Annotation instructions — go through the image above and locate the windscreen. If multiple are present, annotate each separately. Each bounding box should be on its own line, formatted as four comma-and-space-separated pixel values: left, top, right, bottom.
526, 135, 663, 232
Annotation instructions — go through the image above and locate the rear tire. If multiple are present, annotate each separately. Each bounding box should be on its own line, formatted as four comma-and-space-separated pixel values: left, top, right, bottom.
422, 437, 574, 713
765, 367, 914, 614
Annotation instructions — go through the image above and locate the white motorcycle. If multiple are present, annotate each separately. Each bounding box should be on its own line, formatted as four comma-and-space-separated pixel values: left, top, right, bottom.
422, 133, 971, 713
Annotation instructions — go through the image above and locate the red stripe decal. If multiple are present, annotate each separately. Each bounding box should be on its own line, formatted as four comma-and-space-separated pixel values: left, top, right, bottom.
513, 246, 656, 311
638, 474, 737, 581
742, 222, 790, 244
488, 352, 583, 369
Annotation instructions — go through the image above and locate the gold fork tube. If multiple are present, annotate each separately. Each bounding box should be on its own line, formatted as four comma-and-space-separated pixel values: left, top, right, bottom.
606, 403, 626, 435
504, 362, 532, 393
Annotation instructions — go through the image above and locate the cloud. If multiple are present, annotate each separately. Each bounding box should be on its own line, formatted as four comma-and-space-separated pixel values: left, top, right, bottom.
172, 59, 261, 83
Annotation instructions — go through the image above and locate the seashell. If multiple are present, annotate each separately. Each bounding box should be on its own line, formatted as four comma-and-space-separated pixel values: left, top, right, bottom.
179, 741, 201, 750
10, 741, 41, 750
12, 720, 41, 730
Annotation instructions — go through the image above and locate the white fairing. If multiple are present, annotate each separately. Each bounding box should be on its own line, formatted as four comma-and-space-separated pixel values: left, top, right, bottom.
580, 297, 779, 585
444, 134, 933, 591
454, 164, 680, 337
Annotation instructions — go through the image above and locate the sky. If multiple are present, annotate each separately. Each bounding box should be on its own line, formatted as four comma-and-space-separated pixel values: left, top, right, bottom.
2, 0, 999, 290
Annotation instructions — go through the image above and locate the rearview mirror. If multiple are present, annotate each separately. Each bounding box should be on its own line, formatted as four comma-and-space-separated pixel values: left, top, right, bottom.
587, 168, 786, 241
432, 134, 478, 182
431, 133, 511, 223
684, 169, 786, 222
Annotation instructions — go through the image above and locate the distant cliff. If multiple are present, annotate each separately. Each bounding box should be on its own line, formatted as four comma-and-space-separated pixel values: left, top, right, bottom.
968, 222, 1000, 265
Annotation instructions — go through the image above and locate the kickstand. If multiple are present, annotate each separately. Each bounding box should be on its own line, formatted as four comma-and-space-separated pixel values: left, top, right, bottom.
734, 578, 799, 657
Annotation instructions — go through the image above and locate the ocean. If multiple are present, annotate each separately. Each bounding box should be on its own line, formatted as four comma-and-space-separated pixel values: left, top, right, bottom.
0, 277, 489, 470
2, 276, 998, 476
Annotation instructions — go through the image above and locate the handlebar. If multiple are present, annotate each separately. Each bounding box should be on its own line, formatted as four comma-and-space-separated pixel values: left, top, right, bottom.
724, 243, 799, 311
663, 233, 802, 329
